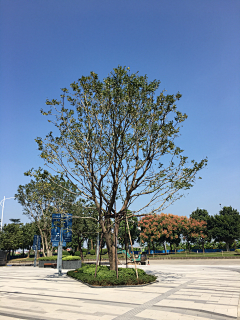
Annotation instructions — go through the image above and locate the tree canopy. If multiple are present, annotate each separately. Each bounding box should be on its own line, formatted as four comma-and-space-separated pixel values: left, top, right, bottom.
209, 206, 240, 251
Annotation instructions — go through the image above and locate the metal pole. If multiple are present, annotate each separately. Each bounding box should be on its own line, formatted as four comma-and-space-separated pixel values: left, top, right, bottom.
0, 196, 14, 231
126, 215, 138, 279
96, 219, 99, 266
115, 201, 118, 279
95, 232, 103, 277
125, 213, 127, 268
57, 226, 63, 276
34, 236, 38, 267
1, 196, 5, 232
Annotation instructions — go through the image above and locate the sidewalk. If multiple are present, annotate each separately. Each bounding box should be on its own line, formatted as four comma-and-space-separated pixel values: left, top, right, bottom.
0, 261, 239, 320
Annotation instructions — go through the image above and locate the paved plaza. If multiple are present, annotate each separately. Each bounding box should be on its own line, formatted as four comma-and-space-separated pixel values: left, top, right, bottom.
0, 260, 240, 320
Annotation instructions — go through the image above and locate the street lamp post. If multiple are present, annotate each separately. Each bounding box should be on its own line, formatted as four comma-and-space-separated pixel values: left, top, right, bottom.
0, 196, 14, 231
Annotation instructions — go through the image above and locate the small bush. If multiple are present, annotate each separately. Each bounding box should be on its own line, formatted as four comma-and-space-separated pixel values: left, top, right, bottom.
89, 249, 95, 255
235, 249, 240, 254
75, 251, 81, 256
38, 255, 81, 261
101, 248, 108, 255
62, 251, 70, 256
82, 248, 88, 253
67, 264, 156, 286
62, 256, 81, 261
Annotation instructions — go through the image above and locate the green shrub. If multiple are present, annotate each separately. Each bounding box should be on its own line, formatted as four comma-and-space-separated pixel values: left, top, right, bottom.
38, 255, 81, 261
67, 264, 156, 286
89, 249, 95, 255
62, 256, 81, 261
235, 249, 240, 254
62, 251, 70, 256
82, 248, 88, 253
101, 248, 108, 255
38, 256, 57, 261
75, 251, 81, 256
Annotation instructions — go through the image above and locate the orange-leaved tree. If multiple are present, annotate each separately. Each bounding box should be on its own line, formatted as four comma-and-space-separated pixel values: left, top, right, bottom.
181, 217, 207, 252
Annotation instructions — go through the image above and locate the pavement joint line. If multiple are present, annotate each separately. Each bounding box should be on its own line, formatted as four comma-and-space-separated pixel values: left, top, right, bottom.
113, 279, 194, 320
150, 305, 237, 320
0, 310, 55, 320
0, 289, 141, 307
237, 287, 240, 320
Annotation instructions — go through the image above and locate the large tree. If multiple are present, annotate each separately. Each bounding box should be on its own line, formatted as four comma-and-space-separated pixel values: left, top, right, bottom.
36, 66, 207, 270
209, 206, 240, 251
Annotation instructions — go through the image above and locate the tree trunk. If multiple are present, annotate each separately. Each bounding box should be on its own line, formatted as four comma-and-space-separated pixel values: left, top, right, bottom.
202, 241, 205, 253
104, 223, 119, 271
226, 242, 230, 252
91, 239, 93, 251
77, 236, 84, 260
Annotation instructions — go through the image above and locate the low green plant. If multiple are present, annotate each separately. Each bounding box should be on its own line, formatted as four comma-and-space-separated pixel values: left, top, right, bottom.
89, 249, 95, 255
62, 256, 81, 261
38, 255, 81, 261
67, 264, 156, 286
101, 248, 108, 255
235, 249, 240, 254
62, 251, 70, 256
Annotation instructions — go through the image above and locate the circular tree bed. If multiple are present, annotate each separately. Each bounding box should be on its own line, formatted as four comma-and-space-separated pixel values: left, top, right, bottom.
67, 264, 157, 286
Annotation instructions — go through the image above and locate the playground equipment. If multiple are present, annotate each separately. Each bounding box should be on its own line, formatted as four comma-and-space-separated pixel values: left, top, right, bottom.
117, 249, 147, 265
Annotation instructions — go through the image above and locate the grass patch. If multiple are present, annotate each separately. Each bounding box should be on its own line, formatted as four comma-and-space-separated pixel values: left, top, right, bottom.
147, 251, 240, 259
67, 264, 157, 286
8, 257, 35, 262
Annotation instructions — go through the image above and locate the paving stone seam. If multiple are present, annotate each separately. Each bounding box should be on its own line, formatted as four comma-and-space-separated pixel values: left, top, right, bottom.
0, 289, 141, 307
0, 310, 55, 320
113, 279, 194, 320
237, 289, 240, 320
151, 305, 237, 320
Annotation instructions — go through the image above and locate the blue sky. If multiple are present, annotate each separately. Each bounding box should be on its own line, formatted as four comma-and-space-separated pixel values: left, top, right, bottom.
0, 0, 239, 225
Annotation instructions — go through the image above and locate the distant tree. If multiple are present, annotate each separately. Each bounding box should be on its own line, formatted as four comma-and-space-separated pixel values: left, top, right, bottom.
160, 214, 182, 252
118, 214, 140, 250
0, 222, 23, 258
15, 169, 77, 256
190, 208, 210, 252
139, 213, 183, 253
190, 208, 209, 221
68, 201, 98, 260
9, 219, 21, 224
181, 217, 207, 252
139, 215, 158, 253
209, 206, 240, 251
22, 222, 38, 257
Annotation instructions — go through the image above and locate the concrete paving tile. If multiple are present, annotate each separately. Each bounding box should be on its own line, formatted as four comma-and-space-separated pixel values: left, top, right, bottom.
136, 309, 178, 320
